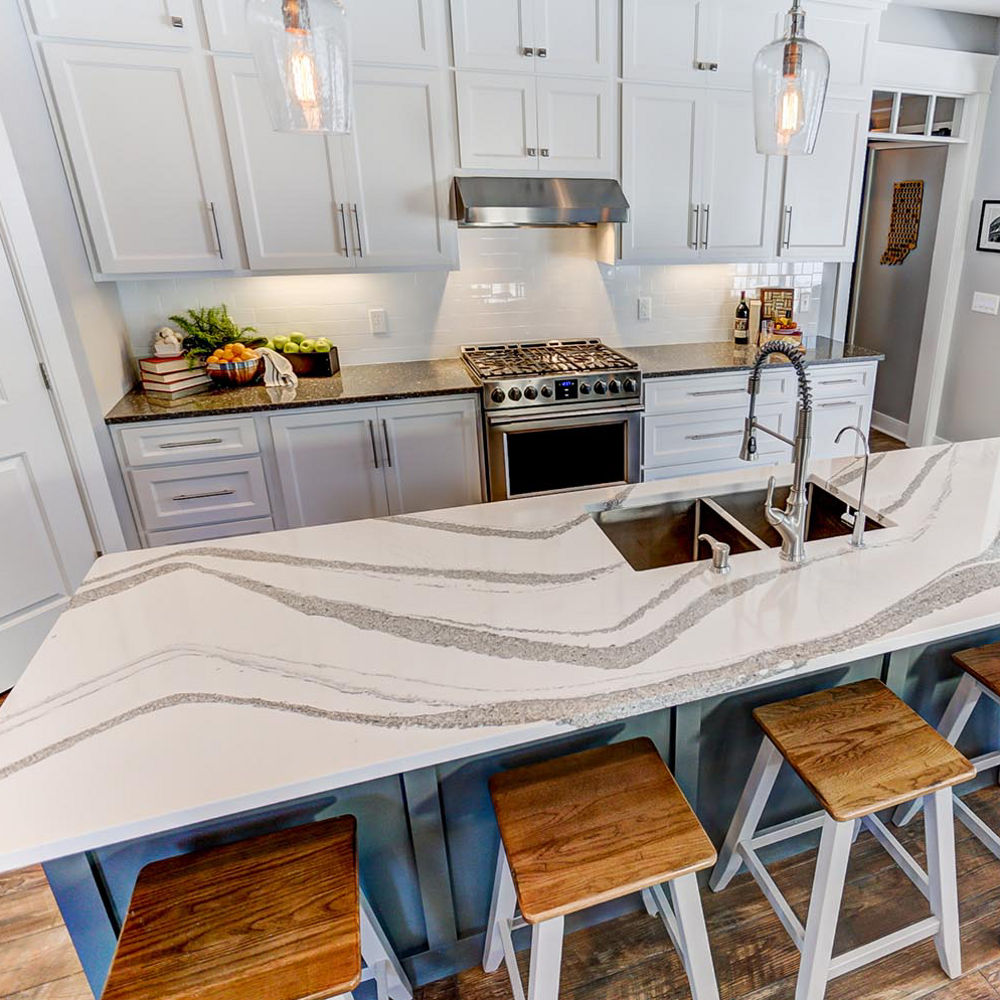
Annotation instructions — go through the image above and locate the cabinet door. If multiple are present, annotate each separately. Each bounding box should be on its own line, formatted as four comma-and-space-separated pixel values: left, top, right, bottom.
621, 85, 702, 263
451, 0, 532, 72
533, 0, 616, 78
811, 396, 873, 460
622, 0, 712, 84
379, 398, 483, 516
271, 408, 389, 528
214, 56, 354, 271
536, 78, 615, 175
42, 44, 237, 275
343, 67, 458, 269
455, 72, 539, 171
781, 99, 867, 261
202, 0, 250, 52
700, 90, 780, 259
25, 0, 196, 44
349, 0, 448, 66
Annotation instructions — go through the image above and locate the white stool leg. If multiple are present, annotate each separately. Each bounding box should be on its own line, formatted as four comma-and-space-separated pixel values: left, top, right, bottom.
669, 873, 720, 1000
894, 674, 981, 827
710, 737, 783, 892
360, 891, 413, 1000
527, 916, 564, 1000
641, 888, 657, 916
794, 816, 854, 1000
483, 844, 518, 974
924, 787, 962, 979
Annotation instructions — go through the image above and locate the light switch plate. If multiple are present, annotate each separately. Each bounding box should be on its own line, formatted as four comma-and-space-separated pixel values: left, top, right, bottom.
369, 308, 388, 334
638, 297, 652, 321
972, 292, 1000, 316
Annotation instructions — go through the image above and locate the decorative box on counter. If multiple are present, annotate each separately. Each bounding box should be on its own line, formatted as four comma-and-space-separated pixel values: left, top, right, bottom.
284, 346, 341, 378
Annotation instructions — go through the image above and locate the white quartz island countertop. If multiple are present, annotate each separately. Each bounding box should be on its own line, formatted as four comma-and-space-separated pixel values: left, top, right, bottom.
3, 439, 1000, 871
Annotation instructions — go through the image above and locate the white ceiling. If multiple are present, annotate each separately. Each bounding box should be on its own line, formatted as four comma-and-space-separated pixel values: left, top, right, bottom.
896, 0, 1000, 15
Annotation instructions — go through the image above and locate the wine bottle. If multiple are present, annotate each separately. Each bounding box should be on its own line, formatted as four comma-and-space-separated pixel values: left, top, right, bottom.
734, 291, 750, 346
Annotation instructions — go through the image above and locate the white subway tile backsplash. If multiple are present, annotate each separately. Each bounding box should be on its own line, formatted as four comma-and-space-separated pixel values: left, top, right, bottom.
116, 230, 829, 366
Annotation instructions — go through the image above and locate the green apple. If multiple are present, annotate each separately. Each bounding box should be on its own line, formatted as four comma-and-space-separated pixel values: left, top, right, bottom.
283, 342, 300, 354
298, 339, 316, 353
314, 339, 332, 353
272, 335, 289, 350
288, 332, 306, 344
264, 339, 275, 351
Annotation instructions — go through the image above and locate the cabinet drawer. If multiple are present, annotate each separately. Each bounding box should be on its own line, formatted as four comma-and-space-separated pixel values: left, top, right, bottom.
130, 458, 270, 531
644, 369, 794, 414
809, 363, 877, 400
811, 396, 871, 459
145, 517, 275, 547
119, 418, 260, 467
644, 403, 793, 470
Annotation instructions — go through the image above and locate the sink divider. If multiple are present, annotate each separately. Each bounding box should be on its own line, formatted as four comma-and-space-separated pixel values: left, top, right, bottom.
700, 497, 772, 552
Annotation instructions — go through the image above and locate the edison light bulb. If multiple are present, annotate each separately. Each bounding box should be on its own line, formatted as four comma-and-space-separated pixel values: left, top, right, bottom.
288, 44, 321, 129
776, 78, 805, 146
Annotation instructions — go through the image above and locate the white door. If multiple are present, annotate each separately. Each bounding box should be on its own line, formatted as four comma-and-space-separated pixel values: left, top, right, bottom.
343, 67, 458, 268
536, 78, 615, 175
451, 0, 532, 72
781, 99, 867, 261
700, 90, 780, 259
42, 43, 238, 276
271, 408, 389, 528
622, 0, 712, 84
533, 0, 616, 77
25, 0, 196, 44
379, 398, 483, 516
0, 230, 97, 690
621, 84, 703, 263
214, 56, 354, 271
455, 72, 539, 171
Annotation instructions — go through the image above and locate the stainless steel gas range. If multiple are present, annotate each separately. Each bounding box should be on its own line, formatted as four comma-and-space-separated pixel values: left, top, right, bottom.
460, 339, 642, 501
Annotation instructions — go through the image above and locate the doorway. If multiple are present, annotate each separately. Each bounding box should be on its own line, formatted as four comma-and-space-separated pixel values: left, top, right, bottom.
848, 142, 949, 445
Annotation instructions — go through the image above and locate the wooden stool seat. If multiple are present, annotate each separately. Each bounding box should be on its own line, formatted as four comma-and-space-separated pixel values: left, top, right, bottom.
102, 816, 361, 1000
753, 678, 974, 822
952, 641, 1000, 697
489, 737, 716, 924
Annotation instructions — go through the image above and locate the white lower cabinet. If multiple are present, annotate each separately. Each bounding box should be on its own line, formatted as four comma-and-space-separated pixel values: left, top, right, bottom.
270, 396, 483, 529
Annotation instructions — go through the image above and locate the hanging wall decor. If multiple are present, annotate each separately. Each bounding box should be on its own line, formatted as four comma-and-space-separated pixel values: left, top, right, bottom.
976, 201, 1000, 253
880, 180, 924, 266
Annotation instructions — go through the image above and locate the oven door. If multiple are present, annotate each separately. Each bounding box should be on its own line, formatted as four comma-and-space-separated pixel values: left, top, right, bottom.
486, 405, 642, 501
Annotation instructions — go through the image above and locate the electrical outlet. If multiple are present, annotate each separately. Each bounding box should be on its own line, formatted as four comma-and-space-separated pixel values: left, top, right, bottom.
972, 292, 1000, 316
369, 308, 388, 334
638, 296, 652, 321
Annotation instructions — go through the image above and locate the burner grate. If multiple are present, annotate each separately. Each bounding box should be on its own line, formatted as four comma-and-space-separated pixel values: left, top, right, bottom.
461, 340, 636, 380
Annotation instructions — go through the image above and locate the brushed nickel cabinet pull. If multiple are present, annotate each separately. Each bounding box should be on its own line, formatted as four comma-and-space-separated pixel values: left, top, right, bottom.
368, 420, 380, 468
540, 148, 550, 157
382, 419, 393, 467
338, 203, 350, 257
537, 47, 548, 58
523, 46, 534, 56
170, 15, 184, 27
689, 388, 745, 398
819, 378, 856, 386
687, 429, 742, 441
695, 60, 718, 71
171, 489, 236, 502
689, 204, 700, 249
783, 205, 793, 249
700, 203, 710, 249
351, 204, 364, 258
526, 146, 537, 157
159, 438, 224, 449
818, 401, 856, 409
209, 201, 223, 258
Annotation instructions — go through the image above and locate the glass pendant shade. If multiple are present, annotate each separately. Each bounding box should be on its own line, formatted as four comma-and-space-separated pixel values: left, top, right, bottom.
246, 0, 352, 133
752, 2, 830, 155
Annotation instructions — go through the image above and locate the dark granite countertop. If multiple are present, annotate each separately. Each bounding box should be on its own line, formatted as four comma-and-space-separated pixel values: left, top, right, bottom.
626, 337, 884, 379
105, 358, 479, 424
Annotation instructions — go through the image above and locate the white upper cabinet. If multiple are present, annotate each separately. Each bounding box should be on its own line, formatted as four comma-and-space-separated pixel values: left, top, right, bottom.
214, 56, 353, 271
343, 67, 458, 268
535, 78, 615, 174
25, 0, 196, 45
455, 72, 540, 171
621, 85, 702, 263
203, 0, 448, 65
622, 0, 713, 84
451, 0, 615, 77
42, 43, 237, 276
781, 98, 868, 260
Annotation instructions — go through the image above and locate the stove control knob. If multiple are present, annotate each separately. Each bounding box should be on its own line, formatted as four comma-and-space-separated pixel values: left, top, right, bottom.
508, 386, 523, 402
593, 380, 607, 395
623, 377, 638, 394
609, 379, 621, 394
491, 388, 506, 404
579, 382, 592, 395
523, 385, 538, 400
540, 384, 553, 398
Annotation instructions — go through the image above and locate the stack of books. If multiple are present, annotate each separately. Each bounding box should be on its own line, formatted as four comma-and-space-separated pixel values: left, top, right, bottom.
138, 356, 211, 402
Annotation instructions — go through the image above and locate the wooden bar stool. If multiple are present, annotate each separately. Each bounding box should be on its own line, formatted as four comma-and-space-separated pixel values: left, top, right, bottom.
482, 738, 719, 1000
100, 816, 412, 1000
894, 640, 1000, 856
710, 679, 974, 1000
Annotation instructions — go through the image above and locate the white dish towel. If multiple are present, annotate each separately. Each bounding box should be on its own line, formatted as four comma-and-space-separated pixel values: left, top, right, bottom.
259, 347, 299, 388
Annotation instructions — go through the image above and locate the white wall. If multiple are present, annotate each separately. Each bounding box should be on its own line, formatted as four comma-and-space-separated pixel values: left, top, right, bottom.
881, 5, 999, 54
117, 229, 829, 367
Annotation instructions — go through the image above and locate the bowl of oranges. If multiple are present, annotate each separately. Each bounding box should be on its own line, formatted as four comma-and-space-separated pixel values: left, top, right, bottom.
205, 343, 263, 385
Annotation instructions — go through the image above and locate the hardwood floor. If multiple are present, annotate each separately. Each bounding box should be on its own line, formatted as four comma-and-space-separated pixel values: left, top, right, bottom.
870, 429, 908, 453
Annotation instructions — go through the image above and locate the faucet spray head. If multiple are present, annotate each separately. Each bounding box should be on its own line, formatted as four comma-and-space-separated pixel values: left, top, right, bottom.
740, 418, 759, 462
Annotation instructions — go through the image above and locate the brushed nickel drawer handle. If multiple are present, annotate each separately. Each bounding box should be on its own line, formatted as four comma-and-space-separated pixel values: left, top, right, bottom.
209, 201, 223, 258
819, 378, 857, 386
338, 203, 350, 257
170, 15, 184, 27
171, 489, 236, 501
818, 401, 857, 409
351, 203, 364, 258
687, 429, 742, 441
688, 388, 745, 397
159, 438, 224, 449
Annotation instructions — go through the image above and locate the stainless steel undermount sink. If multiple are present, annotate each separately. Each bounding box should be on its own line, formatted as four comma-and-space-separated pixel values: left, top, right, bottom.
592, 481, 887, 573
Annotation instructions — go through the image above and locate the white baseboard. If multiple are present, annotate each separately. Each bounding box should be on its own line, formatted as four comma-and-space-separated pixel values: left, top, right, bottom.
932, 435, 951, 445
870, 411, 909, 442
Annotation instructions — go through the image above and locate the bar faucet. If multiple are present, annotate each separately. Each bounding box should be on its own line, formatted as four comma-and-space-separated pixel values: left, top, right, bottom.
739, 341, 814, 564
834, 425, 871, 548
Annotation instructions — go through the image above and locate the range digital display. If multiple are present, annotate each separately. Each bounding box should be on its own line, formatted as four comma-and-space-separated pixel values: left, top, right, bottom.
554, 379, 578, 401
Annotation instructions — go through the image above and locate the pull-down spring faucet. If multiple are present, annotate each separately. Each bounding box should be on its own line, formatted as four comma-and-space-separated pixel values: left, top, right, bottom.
740, 341, 814, 563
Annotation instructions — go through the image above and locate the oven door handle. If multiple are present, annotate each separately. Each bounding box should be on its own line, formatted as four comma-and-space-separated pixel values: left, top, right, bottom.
486, 404, 643, 426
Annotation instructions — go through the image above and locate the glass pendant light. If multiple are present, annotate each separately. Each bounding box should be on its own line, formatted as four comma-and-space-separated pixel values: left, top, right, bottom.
246, 0, 352, 133
752, 0, 830, 155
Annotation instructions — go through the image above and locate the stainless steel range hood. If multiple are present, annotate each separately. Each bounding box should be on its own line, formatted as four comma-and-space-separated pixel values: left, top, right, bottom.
452, 176, 629, 227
